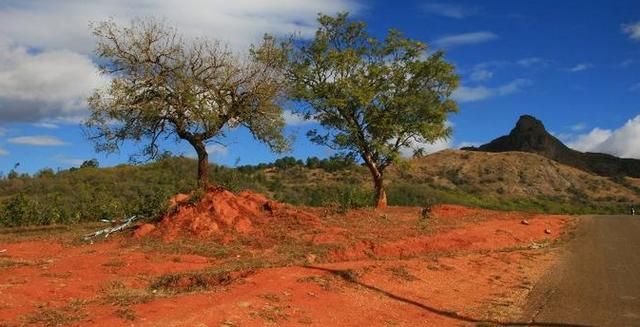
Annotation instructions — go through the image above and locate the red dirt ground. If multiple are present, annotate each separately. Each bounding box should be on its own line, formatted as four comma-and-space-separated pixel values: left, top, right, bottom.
0, 192, 573, 326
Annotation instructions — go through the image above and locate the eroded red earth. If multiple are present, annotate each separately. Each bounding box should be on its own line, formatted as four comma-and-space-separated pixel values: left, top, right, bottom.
0, 191, 572, 326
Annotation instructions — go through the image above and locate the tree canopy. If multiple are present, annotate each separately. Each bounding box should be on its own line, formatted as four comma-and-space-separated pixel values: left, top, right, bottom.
284, 13, 459, 207
85, 18, 290, 186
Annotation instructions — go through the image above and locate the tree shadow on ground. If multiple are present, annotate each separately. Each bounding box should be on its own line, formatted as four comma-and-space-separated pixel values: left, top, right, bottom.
304, 266, 593, 327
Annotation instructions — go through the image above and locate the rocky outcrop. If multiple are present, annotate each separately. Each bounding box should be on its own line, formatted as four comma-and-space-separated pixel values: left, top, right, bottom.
463, 115, 640, 178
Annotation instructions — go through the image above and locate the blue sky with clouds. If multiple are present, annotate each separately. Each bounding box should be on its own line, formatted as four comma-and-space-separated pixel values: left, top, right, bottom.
0, 0, 639, 174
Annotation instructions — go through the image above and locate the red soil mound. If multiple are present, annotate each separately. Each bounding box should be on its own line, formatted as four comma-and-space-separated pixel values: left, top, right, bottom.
154, 188, 319, 241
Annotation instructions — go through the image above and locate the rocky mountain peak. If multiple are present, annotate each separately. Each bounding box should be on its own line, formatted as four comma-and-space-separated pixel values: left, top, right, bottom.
464, 114, 640, 178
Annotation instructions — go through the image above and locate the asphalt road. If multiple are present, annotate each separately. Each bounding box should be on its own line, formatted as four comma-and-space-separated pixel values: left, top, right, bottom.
523, 215, 640, 327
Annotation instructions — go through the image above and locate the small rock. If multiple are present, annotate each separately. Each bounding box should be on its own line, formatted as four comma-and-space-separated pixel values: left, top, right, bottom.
305, 253, 317, 265
0, 249, 7, 253
521, 220, 530, 225
544, 228, 552, 234
237, 301, 252, 308
529, 242, 543, 249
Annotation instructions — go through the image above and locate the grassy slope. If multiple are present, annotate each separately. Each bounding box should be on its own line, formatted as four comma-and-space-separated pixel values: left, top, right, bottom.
388, 150, 640, 213
1, 150, 639, 226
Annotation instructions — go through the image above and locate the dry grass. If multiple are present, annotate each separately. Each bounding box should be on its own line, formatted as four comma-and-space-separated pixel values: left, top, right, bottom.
393, 150, 640, 205
387, 265, 419, 282
148, 262, 259, 294
24, 299, 88, 327
0, 223, 104, 244
249, 303, 289, 324
0, 257, 52, 269
296, 275, 333, 289
101, 258, 126, 268
0, 258, 35, 269
115, 307, 137, 321
99, 280, 154, 306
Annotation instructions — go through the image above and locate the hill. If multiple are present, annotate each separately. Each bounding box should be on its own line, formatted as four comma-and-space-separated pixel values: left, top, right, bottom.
392, 150, 640, 207
463, 115, 640, 178
1, 149, 639, 227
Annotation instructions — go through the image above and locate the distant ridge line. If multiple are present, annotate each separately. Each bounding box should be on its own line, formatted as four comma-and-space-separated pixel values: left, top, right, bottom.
462, 115, 640, 178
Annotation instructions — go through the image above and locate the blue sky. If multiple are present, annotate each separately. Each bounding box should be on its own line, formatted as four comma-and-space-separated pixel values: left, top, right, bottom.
0, 0, 639, 174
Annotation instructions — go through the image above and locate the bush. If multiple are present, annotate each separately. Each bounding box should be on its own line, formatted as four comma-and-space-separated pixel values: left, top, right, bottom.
273, 184, 372, 211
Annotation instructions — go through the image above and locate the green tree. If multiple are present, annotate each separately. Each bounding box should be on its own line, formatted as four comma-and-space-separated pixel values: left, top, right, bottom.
2, 193, 31, 227
80, 159, 99, 169
284, 13, 459, 207
35, 168, 56, 178
305, 156, 321, 169
274, 156, 303, 170
7, 170, 19, 180
85, 18, 290, 187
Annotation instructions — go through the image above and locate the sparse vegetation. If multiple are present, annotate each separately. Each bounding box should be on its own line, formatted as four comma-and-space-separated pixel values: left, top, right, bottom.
100, 280, 154, 306
0, 150, 636, 227
115, 307, 138, 321
25, 299, 88, 327
387, 265, 419, 282
149, 263, 259, 294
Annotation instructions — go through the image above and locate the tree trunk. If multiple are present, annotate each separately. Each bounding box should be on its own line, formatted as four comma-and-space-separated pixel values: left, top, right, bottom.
362, 154, 387, 209
374, 175, 387, 209
193, 141, 209, 188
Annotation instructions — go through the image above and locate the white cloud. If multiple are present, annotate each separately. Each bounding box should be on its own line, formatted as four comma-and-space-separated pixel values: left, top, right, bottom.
566, 128, 612, 152
517, 57, 548, 68
186, 143, 228, 161
473, 60, 508, 70
206, 144, 228, 157
453, 79, 531, 103
570, 122, 587, 132
469, 68, 493, 81
434, 31, 498, 48
622, 21, 640, 41
399, 137, 451, 157
0, 0, 361, 123
496, 79, 531, 95
54, 155, 85, 166
0, 147, 8, 156
0, 0, 361, 53
617, 59, 635, 68
566, 115, 640, 159
453, 85, 493, 102
0, 43, 107, 122
33, 122, 59, 129
283, 110, 317, 126
8, 135, 67, 146
421, 3, 479, 19
568, 63, 593, 72
464, 58, 547, 82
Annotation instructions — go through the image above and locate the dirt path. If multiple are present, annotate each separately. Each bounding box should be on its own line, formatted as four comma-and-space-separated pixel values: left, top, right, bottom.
523, 215, 640, 327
